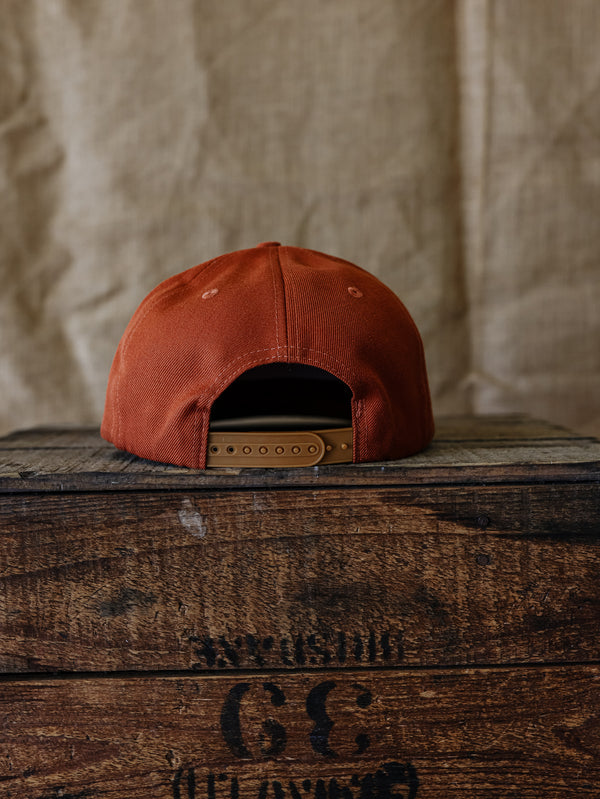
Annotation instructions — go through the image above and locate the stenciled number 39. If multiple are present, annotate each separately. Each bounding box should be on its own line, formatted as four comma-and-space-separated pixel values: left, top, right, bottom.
220, 680, 373, 759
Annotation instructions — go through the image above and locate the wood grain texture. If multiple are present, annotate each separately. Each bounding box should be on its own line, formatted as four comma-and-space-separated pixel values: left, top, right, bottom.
1, 482, 599, 673
1, 666, 599, 799
0, 416, 599, 798
1, 416, 599, 492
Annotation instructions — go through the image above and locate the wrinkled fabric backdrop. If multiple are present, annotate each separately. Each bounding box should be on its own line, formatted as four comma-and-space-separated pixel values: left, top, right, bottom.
1, 0, 599, 440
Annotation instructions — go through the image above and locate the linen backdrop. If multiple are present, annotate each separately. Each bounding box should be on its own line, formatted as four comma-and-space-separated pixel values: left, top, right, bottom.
1, 0, 599, 441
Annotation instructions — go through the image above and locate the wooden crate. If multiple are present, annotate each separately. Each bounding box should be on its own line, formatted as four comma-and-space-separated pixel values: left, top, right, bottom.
0, 415, 599, 799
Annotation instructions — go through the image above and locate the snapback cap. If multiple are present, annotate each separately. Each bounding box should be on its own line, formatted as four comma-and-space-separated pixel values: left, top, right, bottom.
101, 242, 434, 468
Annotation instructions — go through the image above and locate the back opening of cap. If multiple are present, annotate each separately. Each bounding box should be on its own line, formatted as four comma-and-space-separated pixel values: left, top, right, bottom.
209, 363, 353, 432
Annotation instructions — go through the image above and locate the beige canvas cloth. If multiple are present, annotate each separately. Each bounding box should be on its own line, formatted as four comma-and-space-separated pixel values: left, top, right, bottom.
1, 0, 598, 441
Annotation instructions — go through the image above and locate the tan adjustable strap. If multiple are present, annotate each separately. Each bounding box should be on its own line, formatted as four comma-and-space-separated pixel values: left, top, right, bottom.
206, 427, 353, 468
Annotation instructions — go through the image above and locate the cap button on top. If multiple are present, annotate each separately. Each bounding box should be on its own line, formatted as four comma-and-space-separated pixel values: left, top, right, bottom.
257, 241, 281, 247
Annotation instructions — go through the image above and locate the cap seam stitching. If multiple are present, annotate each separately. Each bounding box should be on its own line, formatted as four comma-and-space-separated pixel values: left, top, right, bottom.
268, 247, 281, 354
195, 347, 360, 406
279, 247, 295, 353
195, 404, 206, 469
354, 399, 365, 462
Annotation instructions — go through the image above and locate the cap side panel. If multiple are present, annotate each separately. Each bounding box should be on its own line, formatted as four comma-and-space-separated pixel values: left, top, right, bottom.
298, 246, 434, 429
104, 247, 290, 467
280, 246, 434, 462
104, 249, 245, 451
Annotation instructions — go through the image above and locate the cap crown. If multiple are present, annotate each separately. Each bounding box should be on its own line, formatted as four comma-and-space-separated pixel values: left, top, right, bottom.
101, 243, 434, 467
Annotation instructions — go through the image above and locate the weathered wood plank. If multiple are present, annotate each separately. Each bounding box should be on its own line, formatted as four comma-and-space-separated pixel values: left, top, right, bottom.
1, 483, 599, 673
0, 416, 599, 492
1, 416, 598, 798
1, 666, 599, 798
0, 415, 572, 450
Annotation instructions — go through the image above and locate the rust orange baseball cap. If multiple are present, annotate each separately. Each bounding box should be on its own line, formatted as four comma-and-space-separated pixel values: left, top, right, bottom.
101, 242, 434, 468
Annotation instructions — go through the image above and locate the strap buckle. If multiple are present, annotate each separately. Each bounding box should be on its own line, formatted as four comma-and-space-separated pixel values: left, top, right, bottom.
206, 427, 353, 468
